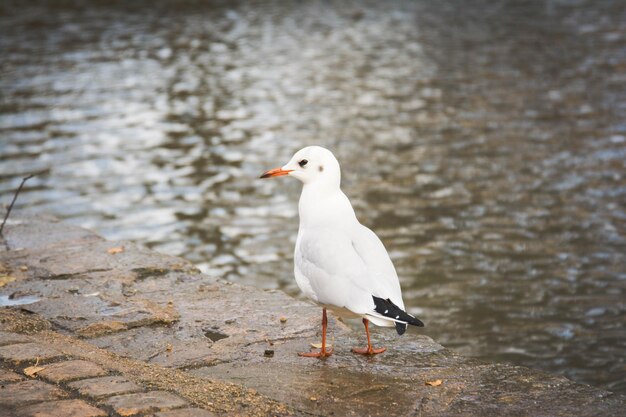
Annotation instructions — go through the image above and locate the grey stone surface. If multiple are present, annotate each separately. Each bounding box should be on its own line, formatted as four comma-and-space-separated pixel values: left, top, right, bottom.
103, 391, 188, 416
0, 366, 25, 384
0, 215, 102, 252
0, 342, 63, 364
0, 380, 68, 407
0, 331, 33, 346
36, 360, 108, 383
67, 375, 143, 399
1, 215, 624, 416
154, 409, 217, 417
15, 399, 107, 417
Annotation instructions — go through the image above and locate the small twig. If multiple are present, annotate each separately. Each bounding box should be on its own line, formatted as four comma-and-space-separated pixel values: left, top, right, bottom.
0, 174, 34, 236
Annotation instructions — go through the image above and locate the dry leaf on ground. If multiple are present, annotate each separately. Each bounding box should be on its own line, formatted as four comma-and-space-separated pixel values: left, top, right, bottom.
310, 343, 333, 349
425, 379, 443, 386
24, 366, 45, 377
107, 246, 125, 254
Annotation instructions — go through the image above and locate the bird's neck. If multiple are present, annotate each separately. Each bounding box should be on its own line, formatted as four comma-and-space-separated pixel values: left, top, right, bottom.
298, 183, 357, 229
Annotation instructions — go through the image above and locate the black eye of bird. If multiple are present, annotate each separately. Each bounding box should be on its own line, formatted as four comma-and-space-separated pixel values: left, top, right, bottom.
298, 159, 308, 167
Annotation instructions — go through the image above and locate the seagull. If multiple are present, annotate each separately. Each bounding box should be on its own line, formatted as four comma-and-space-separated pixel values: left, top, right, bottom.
260, 146, 424, 358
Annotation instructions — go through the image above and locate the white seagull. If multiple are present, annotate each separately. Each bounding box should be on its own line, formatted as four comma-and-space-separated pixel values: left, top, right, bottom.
261, 146, 424, 358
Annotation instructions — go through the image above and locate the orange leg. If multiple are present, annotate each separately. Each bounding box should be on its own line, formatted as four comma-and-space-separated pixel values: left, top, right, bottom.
299, 307, 333, 358
351, 318, 386, 355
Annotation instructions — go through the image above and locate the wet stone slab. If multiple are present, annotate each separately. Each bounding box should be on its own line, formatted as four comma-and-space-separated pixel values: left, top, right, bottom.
0, 238, 197, 283
1, 247, 185, 338
88, 273, 336, 368
86, 325, 217, 368
0, 216, 103, 253
192, 354, 623, 417
0, 216, 625, 416
191, 337, 461, 416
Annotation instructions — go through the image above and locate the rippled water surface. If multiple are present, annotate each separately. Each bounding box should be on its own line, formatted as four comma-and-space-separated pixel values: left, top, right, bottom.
1, 0, 625, 393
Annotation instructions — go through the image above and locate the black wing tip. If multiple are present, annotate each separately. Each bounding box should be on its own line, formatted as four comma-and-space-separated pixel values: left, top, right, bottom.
413, 317, 425, 327
373, 296, 425, 332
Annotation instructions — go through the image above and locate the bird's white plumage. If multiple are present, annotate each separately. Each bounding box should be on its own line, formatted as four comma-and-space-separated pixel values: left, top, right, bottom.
275, 146, 407, 328
295, 224, 404, 327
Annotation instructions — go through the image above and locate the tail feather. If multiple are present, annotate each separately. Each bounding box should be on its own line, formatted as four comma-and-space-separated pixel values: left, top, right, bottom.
372, 296, 424, 335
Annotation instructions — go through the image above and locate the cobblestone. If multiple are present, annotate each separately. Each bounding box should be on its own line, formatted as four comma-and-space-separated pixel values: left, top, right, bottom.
0, 367, 25, 384
0, 342, 63, 364
154, 409, 218, 417
36, 360, 108, 383
0, 331, 33, 347
68, 376, 143, 399
0, 379, 67, 407
15, 399, 107, 417
103, 391, 188, 416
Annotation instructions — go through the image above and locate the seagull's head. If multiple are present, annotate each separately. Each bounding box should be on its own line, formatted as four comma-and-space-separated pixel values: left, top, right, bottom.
260, 146, 341, 188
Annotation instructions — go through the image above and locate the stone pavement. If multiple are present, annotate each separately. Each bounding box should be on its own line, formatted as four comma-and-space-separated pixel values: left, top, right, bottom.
0, 216, 624, 416
0, 331, 216, 417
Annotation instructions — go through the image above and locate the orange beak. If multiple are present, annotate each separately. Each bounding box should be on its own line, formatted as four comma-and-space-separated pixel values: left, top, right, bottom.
260, 167, 293, 179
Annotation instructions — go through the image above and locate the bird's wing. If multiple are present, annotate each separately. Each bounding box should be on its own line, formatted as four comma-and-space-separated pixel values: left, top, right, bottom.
295, 226, 403, 315
350, 224, 405, 309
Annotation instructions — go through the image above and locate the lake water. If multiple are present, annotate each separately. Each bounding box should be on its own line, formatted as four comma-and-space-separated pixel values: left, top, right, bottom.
1, 0, 624, 394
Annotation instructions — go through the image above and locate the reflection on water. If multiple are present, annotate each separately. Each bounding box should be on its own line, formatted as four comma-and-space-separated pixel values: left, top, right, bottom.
1, 0, 624, 393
